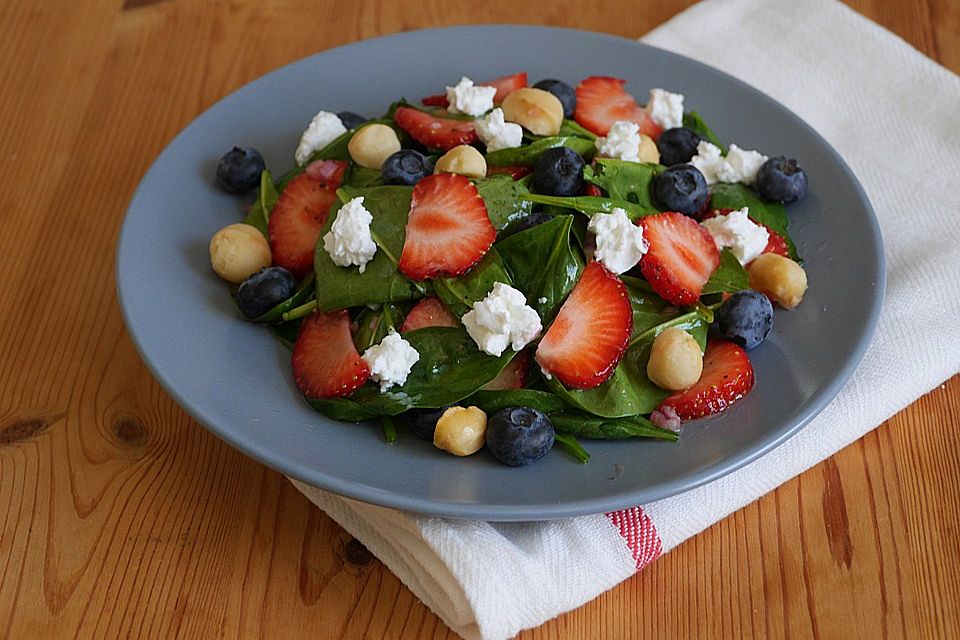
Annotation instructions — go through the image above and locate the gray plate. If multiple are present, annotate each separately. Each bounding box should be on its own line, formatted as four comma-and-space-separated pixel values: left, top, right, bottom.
116, 26, 884, 521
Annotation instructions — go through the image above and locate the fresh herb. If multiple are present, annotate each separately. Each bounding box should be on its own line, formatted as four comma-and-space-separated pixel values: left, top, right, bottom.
702, 248, 750, 294
550, 411, 679, 441
553, 431, 591, 463
584, 159, 661, 210
475, 175, 535, 230
683, 111, 725, 152
433, 250, 511, 318
521, 194, 651, 220
486, 136, 595, 166
243, 170, 278, 236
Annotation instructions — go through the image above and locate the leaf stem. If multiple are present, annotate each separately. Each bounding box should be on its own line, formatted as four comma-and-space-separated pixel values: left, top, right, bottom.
628, 302, 721, 349
381, 415, 398, 444
554, 431, 590, 463
282, 300, 317, 322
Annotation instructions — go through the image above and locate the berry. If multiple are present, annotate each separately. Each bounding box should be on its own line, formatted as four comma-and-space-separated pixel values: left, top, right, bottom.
486, 407, 555, 467
216, 147, 265, 194
304, 159, 348, 187
291, 311, 370, 399
483, 350, 531, 391
268, 173, 337, 278
485, 72, 528, 103
235, 267, 296, 320
657, 339, 755, 420
400, 297, 458, 332
763, 228, 790, 258
398, 173, 496, 280
756, 156, 808, 203
714, 290, 774, 350
652, 164, 709, 215
381, 149, 434, 186
656, 127, 701, 166
532, 146, 585, 196
584, 183, 604, 197
393, 106, 478, 151
639, 212, 721, 306
486, 164, 533, 180
535, 261, 633, 389
403, 406, 451, 440
533, 79, 576, 119
337, 111, 367, 130
574, 76, 662, 138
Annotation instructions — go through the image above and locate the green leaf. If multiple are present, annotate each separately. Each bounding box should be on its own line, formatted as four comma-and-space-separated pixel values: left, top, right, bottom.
702, 248, 750, 295
553, 431, 591, 463
486, 136, 595, 166
255, 272, 316, 323
496, 214, 584, 321
682, 111, 725, 152
351, 303, 407, 352
466, 389, 569, 415
709, 183, 800, 261
270, 318, 303, 351
343, 164, 383, 188
556, 119, 597, 141
474, 175, 535, 230
584, 159, 661, 211
243, 170, 278, 237
621, 276, 687, 341
314, 185, 421, 311
521, 194, 652, 221
432, 249, 512, 318
549, 411, 679, 441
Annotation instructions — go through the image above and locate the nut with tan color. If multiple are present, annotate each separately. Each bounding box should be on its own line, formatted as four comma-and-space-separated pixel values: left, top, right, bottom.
347, 123, 401, 169
747, 253, 808, 309
209, 223, 272, 284
434, 144, 487, 178
638, 134, 660, 164
500, 87, 564, 136
433, 406, 488, 456
646, 327, 703, 391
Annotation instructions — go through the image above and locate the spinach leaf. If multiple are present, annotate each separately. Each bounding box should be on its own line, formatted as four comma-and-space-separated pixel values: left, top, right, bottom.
549, 411, 679, 441
553, 431, 591, 463
496, 214, 584, 321
243, 170, 278, 237
486, 136, 595, 166
475, 175, 534, 230
709, 183, 799, 260
255, 272, 316, 323
270, 318, 303, 350
557, 119, 597, 141
682, 111, 725, 152
433, 249, 512, 318
351, 303, 407, 352
343, 164, 383, 188
466, 389, 569, 415
583, 159, 660, 211
313, 185, 421, 311
521, 194, 651, 220
622, 276, 686, 341
702, 248, 750, 295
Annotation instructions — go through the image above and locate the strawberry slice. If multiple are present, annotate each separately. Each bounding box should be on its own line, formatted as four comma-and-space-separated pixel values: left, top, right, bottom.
535, 261, 633, 389
292, 310, 370, 399
421, 93, 449, 107
657, 339, 755, 420
584, 183, 604, 197
483, 350, 531, 391
486, 164, 533, 180
574, 76, 663, 138
400, 296, 459, 332
420, 72, 528, 107
304, 159, 348, 188
398, 174, 496, 280
393, 106, 477, 151
702, 208, 790, 258
639, 212, 720, 306
268, 173, 337, 278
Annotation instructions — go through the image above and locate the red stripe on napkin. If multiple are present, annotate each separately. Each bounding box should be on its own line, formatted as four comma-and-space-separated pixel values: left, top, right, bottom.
606, 507, 661, 571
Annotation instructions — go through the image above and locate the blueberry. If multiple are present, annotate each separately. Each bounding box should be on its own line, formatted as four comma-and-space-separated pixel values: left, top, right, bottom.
756, 156, 808, 203
533, 79, 576, 119
381, 149, 434, 186
714, 290, 774, 350
216, 147, 265, 194
656, 127, 701, 166
403, 406, 451, 440
486, 407, 555, 467
532, 147, 584, 197
235, 267, 296, 320
337, 111, 367, 130
652, 164, 709, 215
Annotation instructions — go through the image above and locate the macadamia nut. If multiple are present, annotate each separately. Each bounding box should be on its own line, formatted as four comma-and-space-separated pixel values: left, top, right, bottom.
434, 144, 487, 178
433, 406, 487, 456
209, 223, 272, 284
638, 134, 661, 164
647, 327, 703, 391
747, 253, 808, 309
348, 123, 401, 169
500, 87, 564, 136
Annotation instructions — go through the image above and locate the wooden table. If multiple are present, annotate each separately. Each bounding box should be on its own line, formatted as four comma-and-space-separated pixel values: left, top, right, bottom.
2, 0, 958, 637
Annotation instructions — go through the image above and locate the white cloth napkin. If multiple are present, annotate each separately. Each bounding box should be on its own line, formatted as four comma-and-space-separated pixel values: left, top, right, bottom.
291, 1, 960, 638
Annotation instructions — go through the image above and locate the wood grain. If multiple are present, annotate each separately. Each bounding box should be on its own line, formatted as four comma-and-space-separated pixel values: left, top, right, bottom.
1, 1, 958, 638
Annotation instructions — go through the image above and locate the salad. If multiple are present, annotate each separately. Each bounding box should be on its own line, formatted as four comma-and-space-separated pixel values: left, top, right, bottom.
206, 72, 809, 467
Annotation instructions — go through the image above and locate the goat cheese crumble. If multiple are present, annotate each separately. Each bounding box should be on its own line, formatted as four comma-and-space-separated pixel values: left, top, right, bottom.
462, 283, 542, 357
475, 108, 523, 152
295, 111, 347, 166
691, 141, 768, 185
362, 330, 420, 392
445, 77, 496, 117
700, 207, 770, 265
595, 120, 642, 162
646, 88, 684, 129
588, 207, 648, 274
322, 196, 377, 272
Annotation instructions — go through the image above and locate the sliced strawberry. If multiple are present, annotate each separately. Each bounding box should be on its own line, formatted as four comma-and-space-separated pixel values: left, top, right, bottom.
485, 71, 527, 103
268, 173, 337, 278
657, 339, 755, 420
304, 159, 348, 188
574, 76, 663, 138
483, 350, 531, 391
400, 296, 459, 332
584, 183, 604, 197
486, 164, 533, 180
701, 208, 790, 258
421, 93, 449, 107
393, 106, 477, 151
292, 310, 370, 399
398, 174, 495, 280
535, 261, 632, 389
639, 212, 720, 306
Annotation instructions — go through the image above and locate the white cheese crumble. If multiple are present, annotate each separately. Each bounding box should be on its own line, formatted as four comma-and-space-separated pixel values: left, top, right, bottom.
361, 329, 420, 392
475, 108, 523, 153
445, 77, 496, 117
595, 121, 642, 162
295, 111, 347, 166
700, 207, 770, 265
462, 282, 542, 357
690, 141, 769, 185
322, 196, 377, 273
537, 296, 548, 305
587, 207, 648, 274
646, 88, 684, 129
